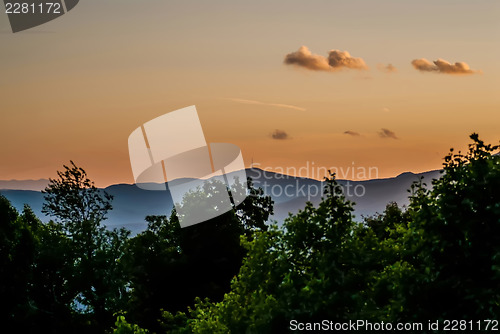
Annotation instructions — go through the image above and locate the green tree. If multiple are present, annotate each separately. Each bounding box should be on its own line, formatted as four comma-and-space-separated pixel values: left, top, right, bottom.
0, 195, 82, 333
364, 202, 410, 240
360, 134, 500, 326
182, 173, 372, 333
401, 134, 500, 321
0, 197, 36, 332
42, 161, 130, 331
24, 206, 78, 333
124, 177, 273, 332
112, 314, 149, 334
173, 134, 500, 332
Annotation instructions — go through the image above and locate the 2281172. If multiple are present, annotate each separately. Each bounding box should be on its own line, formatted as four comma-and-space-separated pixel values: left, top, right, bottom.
443, 320, 498, 331
5, 2, 62, 14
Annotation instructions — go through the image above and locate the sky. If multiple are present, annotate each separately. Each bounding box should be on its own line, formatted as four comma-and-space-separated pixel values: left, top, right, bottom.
1, 0, 499, 186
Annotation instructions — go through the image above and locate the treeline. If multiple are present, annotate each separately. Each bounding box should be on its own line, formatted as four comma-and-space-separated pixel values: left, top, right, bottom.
0, 160, 273, 333
1, 134, 499, 333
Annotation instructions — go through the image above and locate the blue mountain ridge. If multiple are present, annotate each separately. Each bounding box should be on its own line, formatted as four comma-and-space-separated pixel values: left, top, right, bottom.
0, 168, 441, 234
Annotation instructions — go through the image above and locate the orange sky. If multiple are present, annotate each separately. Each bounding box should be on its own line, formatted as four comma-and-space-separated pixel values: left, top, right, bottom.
1, 0, 499, 186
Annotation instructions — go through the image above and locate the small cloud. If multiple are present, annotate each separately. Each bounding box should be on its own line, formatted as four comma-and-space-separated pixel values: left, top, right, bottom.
284, 46, 368, 72
284, 46, 330, 71
225, 98, 306, 111
411, 58, 481, 75
378, 128, 398, 139
377, 63, 398, 73
328, 50, 368, 70
382, 107, 390, 112
271, 129, 289, 140
344, 130, 361, 137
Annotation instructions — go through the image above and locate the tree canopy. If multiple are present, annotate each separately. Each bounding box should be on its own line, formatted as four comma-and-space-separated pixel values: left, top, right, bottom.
0, 134, 498, 333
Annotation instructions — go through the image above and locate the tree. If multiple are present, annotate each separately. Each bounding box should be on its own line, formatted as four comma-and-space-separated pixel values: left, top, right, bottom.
363, 202, 410, 240
4, 134, 498, 333
112, 314, 148, 334
233, 178, 274, 232
360, 134, 500, 326
400, 134, 500, 321
123, 213, 184, 332
29, 216, 77, 332
164, 134, 500, 333
42, 161, 112, 225
0, 197, 36, 332
42, 161, 130, 332
124, 177, 273, 332
182, 173, 370, 333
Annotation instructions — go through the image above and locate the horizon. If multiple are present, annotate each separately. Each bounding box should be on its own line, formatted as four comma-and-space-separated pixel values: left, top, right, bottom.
0, 165, 443, 188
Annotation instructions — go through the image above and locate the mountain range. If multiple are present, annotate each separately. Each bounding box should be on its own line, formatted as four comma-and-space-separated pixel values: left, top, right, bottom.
0, 168, 441, 234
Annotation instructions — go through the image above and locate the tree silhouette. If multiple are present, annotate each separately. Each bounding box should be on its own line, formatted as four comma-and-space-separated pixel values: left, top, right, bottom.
42, 161, 129, 332
124, 177, 273, 332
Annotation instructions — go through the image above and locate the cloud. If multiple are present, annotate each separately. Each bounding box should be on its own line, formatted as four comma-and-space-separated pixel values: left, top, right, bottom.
284, 46, 368, 72
378, 128, 398, 139
382, 107, 390, 112
283, 46, 330, 71
225, 98, 306, 111
271, 129, 289, 140
328, 50, 368, 70
411, 58, 480, 75
377, 63, 397, 73
344, 130, 361, 137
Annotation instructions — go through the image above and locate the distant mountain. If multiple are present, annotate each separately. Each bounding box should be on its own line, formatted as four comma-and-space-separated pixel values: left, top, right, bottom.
0, 184, 174, 234
0, 168, 442, 234
0, 179, 49, 191
245, 168, 441, 222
